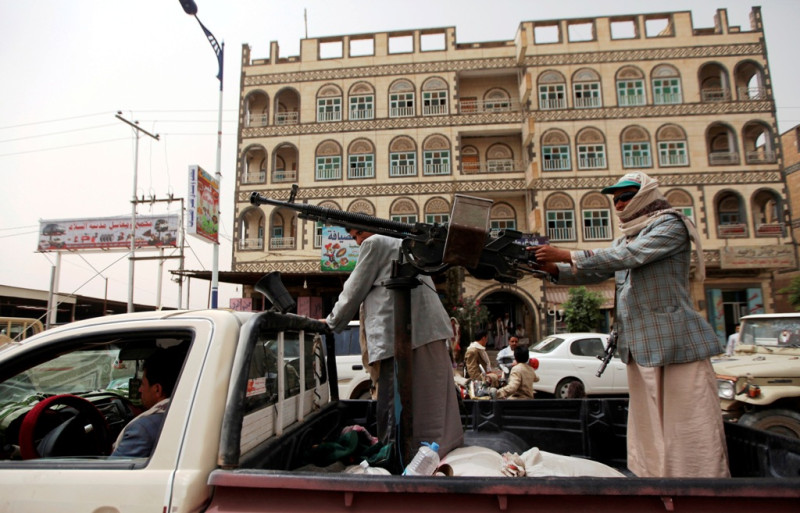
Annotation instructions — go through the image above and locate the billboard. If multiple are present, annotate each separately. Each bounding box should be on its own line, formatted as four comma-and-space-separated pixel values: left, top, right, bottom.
187, 164, 219, 243
37, 214, 179, 252
320, 226, 360, 272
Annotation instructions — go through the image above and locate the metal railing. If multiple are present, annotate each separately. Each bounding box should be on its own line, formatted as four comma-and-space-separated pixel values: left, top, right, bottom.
462, 160, 525, 174
618, 94, 646, 106
458, 98, 522, 113
245, 114, 269, 127
239, 238, 264, 250
658, 154, 688, 167
272, 169, 297, 183
539, 98, 567, 110
349, 109, 374, 120
578, 157, 606, 169
623, 155, 652, 168
269, 237, 296, 250
547, 226, 576, 241
738, 86, 767, 100
542, 158, 571, 171
389, 164, 416, 177
573, 96, 601, 108
423, 164, 450, 175
653, 93, 682, 105
745, 150, 776, 164
755, 223, 785, 236
275, 111, 299, 125
718, 223, 747, 237
709, 152, 739, 165
422, 104, 448, 116
390, 106, 415, 118
701, 88, 731, 102
316, 167, 342, 180
242, 171, 266, 184
348, 166, 375, 179
583, 225, 611, 240
317, 111, 342, 122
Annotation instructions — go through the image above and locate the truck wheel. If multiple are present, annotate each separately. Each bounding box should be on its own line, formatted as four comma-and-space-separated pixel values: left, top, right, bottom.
739, 409, 800, 439
555, 378, 581, 399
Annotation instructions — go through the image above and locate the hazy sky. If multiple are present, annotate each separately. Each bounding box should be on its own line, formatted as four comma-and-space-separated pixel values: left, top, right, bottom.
1, 0, 797, 311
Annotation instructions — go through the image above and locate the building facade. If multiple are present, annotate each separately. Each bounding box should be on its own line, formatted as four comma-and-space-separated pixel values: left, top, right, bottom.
233, 7, 792, 343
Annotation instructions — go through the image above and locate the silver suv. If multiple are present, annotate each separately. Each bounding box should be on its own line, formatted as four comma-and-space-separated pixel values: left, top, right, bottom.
713, 313, 800, 438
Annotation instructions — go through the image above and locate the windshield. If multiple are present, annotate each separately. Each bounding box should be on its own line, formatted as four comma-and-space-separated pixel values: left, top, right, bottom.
0, 348, 132, 408
740, 317, 800, 348
530, 336, 564, 354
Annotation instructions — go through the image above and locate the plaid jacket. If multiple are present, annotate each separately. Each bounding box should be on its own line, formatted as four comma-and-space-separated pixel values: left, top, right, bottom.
554, 214, 723, 367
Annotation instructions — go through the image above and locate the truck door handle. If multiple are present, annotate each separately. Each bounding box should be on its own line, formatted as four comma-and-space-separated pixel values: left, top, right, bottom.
352, 365, 363, 370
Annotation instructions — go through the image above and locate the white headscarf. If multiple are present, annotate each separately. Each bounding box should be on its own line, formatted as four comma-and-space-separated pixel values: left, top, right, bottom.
614, 172, 705, 281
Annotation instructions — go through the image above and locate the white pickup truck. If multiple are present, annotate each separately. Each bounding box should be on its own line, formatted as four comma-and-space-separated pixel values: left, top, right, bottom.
0, 308, 798, 513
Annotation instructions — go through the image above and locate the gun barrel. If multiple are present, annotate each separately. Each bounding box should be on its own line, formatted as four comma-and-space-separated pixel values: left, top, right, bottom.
249, 191, 416, 237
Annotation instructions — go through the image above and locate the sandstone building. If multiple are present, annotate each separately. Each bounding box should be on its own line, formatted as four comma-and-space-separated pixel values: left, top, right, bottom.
232, 7, 791, 342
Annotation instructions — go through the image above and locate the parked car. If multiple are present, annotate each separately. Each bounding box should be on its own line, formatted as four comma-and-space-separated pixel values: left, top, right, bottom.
713, 313, 800, 438
331, 321, 372, 399
529, 332, 628, 398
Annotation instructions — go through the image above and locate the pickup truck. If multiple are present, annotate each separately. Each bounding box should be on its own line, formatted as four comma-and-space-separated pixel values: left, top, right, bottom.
0, 307, 798, 513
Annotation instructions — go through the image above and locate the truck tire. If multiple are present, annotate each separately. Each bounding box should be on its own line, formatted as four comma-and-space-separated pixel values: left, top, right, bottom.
555, 378, 582, 399
738, 409, 800, 439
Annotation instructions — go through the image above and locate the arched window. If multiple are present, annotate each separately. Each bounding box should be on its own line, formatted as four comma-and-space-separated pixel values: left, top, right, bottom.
422, 134, 451, 175
651, 64, 682, 105
742, 121, 777, 164
576, 127, 607, 170
315, 140, 342, 181
389, 136, 417, 177
665, 189, 695, 223
541, 130, 571, 171
389, 79, 415, 118
425, 197, 451, 224
620, 126, 652, 168
572, 68, 602, 108
486, 143, 515, 173
348, 82, 375, 120
461, 145, 480, 174
274, 87, 300, 125
656, 124, 688, 167
238, 207, 265, 250
734, 60, 767, 101
269, 211, 297, 250
489, 203, 517, 236
390, 197, 419, 223
752, 189, 785, 236
347, 139, 375, 179
244, 90, 269, 127
272, 143, 298, 183
545, 193, 576, 242
484, 88, 513, 112
715, 191, 747, 238
241, 145, 267, 184
538, 70, 567, 110
581, 193, 612, 241
706, 123, 739, 165
699, 62, 731, 102
316, 84, 343, 122
616, 66, 646, 106
422, 77, 449, 116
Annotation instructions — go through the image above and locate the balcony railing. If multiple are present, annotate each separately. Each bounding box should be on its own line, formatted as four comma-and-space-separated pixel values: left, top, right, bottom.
349, 109, 374, 120
458, 99, 522, 113
423, 104, 448, 116
245, 114, 268, 127
623, 155, 652, 168
573, 96, 601, 108
269, 237, 295, 250
272, 169, 297, 183
709, 152, 739, 165
316, 167, 342, 180
539, 98, 567, 110
239, 238, 264, 250
242, 170, 266, 184
275, 111, 299, 125
348, 166, 375, 179
701, 88, 731, 102
317, 111, 342, 122
618, 94, 645, 106
658, 154, 688, 167
390, 106, 415, 118
542, 158, 571, 171
462, 160, 526, 174
653, 93, 682, 105
389, 165, 416, 177
548, 226, 576, 241
583, 225, 611, 240
578, 157, 606, 169
746, 150, 777, 164
738, 86, 767, 101
424, 164, 450, 176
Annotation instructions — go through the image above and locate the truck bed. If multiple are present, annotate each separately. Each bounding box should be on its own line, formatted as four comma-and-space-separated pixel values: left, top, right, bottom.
208, 399, 800, 512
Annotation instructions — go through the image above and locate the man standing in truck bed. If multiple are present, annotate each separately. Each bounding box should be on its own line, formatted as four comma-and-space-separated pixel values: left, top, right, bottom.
322, 228, 464, 460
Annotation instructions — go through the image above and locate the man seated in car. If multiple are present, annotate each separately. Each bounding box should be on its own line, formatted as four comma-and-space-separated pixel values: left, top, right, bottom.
111, 348, 183, 458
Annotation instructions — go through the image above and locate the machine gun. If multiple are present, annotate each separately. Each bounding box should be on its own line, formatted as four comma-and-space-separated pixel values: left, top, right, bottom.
249, 185, 547, 284
596, 328, 618, 377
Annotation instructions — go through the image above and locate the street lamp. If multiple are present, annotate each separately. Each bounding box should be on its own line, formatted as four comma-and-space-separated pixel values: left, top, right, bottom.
178, 0, 224, 308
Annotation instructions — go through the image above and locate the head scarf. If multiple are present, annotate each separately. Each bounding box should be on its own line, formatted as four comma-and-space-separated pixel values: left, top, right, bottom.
613, 172, 705, 281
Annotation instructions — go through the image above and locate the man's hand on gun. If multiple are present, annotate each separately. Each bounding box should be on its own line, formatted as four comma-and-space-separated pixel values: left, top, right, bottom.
596, 329, 618, 377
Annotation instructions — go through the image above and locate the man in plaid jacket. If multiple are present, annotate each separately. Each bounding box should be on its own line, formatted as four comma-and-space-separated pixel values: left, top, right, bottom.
531, 172, 728, 478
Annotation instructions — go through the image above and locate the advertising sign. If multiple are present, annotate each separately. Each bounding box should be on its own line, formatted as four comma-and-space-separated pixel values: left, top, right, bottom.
37, 214, 179, 252
320, 226, 360, 272
187, 165, 219, 243
719, 245, 796, 269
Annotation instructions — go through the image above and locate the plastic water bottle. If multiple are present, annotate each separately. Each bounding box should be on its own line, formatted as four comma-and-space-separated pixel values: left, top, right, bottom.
403, 442, 440, 476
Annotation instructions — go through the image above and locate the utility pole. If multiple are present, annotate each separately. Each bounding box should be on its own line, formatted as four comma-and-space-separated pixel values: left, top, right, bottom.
115, 113, 159, 313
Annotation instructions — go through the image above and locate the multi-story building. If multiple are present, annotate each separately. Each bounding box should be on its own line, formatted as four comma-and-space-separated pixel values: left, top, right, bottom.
233, 7, 793, 343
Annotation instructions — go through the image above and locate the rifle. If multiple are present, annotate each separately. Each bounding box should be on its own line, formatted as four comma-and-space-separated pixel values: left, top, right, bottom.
249, 185, 548, 284
596, 328, 618, 377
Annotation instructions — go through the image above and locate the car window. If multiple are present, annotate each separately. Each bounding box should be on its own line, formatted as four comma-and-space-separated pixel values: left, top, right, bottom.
530, 336, 564, 354
570, 338, 604, 357
740, 317, 800, 347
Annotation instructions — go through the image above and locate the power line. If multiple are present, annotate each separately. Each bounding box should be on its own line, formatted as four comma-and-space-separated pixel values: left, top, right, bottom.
0, 112, 110, 131
0, 123, 119, 144
0, 137, 130, 157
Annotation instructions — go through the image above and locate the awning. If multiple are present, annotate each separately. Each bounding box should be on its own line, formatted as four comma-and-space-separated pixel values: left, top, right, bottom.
544, 282, 615, 309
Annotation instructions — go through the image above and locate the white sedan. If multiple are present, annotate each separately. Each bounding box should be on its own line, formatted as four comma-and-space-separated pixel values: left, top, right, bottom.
529, 332, 628, 398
